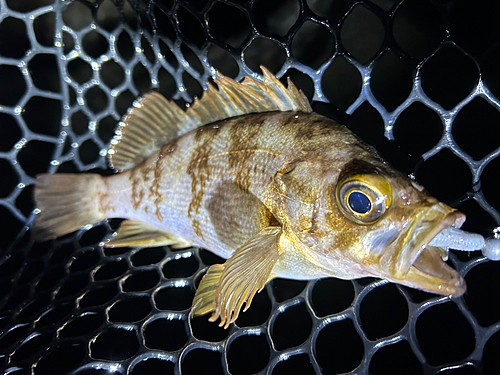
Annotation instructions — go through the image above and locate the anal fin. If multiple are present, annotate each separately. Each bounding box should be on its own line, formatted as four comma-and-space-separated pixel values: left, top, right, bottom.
192, 226, 282, 328
105, 220, 193, 248
192, 264, 224, 318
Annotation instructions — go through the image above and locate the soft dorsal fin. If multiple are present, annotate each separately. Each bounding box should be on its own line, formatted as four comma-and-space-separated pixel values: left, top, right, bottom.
107, 66, 312, 172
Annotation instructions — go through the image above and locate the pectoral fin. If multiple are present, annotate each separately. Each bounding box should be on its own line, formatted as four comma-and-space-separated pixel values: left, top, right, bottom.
105, 220, 193, 248
192, 226, 282, 328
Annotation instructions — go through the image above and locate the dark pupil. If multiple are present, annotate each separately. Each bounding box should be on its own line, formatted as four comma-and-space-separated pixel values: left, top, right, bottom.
348, 191, 371, 214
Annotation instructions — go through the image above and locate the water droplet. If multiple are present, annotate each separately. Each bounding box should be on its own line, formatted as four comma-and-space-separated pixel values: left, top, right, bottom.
71, 142, 79, 148
17, 183, 25, 189
89, 121, 97, 132
50, 160, 60, 166
14, 106, 22, 115
99, 149, 107, 156
15, 138, 27, 149
67, 51, 79, 59
167, 313, 177, 321
34, 208, 41, 214
174, 280, 187, 288
135, 47, 142, 54
91, 62, 99, 71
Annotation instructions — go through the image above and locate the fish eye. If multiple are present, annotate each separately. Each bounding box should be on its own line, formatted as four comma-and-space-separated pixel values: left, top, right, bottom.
347, 191, 371, 214
336, 173, 392, 224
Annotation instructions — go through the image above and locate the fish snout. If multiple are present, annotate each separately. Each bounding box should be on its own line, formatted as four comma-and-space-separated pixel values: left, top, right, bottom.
374, 203, 470, 297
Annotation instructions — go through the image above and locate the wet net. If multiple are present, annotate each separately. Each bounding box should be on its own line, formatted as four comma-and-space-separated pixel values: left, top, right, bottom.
1, 0, 500, 374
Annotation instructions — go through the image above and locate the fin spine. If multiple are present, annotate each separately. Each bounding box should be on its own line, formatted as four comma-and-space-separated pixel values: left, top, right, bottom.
107, 66, 312, 172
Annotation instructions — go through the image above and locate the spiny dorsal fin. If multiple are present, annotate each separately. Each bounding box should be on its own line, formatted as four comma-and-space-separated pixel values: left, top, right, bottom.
107, 66, 312, 172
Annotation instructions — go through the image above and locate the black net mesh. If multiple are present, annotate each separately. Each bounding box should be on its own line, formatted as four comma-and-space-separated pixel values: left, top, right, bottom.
1, 0, 500, 374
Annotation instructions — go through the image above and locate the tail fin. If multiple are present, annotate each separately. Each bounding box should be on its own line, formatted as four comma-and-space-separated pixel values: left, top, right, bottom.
33, 173, 106, 242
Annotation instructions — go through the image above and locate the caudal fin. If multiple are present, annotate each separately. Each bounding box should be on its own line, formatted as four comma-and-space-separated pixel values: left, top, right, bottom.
33, 173, 106, 242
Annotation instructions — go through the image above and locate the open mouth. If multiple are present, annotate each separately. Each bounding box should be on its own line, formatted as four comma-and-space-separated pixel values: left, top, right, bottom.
386, 203, 484, 297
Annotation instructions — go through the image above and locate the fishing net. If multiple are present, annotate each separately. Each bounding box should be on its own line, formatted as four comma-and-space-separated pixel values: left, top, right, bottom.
1, 0, 500, 374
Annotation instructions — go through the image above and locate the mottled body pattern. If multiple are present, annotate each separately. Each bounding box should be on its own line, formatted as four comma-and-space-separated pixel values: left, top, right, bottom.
101, 112, 358, 265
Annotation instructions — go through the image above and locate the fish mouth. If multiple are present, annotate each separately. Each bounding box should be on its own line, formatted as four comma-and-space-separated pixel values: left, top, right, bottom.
380, 202, 467, 297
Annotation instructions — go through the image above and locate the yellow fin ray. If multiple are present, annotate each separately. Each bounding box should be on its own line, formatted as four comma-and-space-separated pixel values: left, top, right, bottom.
108, 92, 196, 172
105, 220, 193, 248
107, 66, 312, 172
199, 226, 282, 329
191, 264, 224, 318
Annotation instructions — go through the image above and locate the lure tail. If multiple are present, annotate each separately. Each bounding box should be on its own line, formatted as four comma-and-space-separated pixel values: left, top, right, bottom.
33, 173, 106, 242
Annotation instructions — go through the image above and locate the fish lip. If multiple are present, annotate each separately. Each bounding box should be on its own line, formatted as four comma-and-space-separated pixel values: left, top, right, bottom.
380, 203, 466, 297
393, 203, 465, 278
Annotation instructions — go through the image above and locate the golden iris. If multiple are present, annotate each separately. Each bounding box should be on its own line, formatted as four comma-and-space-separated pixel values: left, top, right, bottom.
336, 173, 392, 224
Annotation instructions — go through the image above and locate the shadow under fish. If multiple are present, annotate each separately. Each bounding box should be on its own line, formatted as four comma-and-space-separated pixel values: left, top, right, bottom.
33, 67, 487, 328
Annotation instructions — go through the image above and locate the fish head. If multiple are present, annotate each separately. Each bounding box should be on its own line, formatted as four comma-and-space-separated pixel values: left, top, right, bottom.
315, 161, 467, 297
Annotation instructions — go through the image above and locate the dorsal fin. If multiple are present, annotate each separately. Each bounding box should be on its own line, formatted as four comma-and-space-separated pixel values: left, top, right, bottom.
107, 66, 312, 172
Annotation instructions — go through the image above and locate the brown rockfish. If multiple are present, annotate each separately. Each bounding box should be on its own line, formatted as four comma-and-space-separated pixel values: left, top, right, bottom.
33, 67, 484, 328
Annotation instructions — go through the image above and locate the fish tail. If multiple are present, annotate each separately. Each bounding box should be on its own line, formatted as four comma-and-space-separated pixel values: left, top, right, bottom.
192, 264, 224, 319
33, 173, 107, 242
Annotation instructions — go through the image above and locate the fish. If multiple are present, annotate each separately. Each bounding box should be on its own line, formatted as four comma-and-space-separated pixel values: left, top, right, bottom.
33, 66, 485, 328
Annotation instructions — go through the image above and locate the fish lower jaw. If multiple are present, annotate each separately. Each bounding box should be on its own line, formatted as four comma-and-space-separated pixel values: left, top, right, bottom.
392, 244, 466, 297
403, 263, 466, 298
